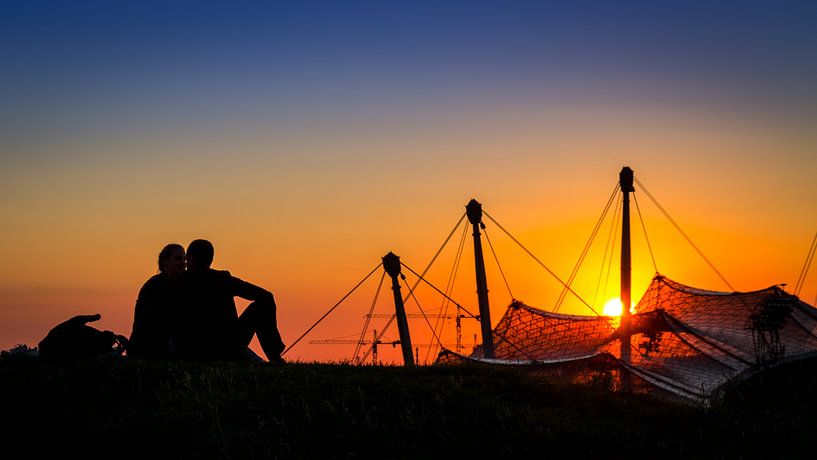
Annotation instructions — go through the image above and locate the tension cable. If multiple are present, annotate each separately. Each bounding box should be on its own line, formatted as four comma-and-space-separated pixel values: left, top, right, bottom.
633, 191, 659, 274
634, 177, 734, 291
427, 222, 469, 362
283, 262, 382, 356
555, 183, 619, 312
353, 271, 386, 361
361, 212, 468, 362
400, 262, 479, 319
795, 231, 817, 297
483, 211, 600, 316
401, 275, 445, 352
483, 227, 514, 300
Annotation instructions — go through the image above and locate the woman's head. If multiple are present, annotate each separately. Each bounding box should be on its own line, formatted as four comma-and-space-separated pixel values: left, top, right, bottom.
158, 243, 185, 276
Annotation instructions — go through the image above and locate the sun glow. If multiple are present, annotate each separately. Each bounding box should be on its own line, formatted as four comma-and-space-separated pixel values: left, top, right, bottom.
602, 298, 634, 317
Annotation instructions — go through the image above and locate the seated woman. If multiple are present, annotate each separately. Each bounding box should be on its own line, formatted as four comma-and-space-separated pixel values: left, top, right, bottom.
127, 243, 185, 359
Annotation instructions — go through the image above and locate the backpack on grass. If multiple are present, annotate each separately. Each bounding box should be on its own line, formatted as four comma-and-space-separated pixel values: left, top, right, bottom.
38, 314, 128, 358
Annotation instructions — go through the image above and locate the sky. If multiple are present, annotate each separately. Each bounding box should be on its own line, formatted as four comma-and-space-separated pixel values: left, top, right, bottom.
1, 0, 816, 362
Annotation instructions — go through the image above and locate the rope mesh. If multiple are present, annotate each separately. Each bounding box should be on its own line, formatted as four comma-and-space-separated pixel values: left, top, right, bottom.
437, 274, 817, 402
488, 301, 616, 361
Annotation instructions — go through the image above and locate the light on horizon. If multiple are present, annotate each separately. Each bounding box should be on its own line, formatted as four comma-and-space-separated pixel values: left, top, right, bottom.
602, 297, 635, 317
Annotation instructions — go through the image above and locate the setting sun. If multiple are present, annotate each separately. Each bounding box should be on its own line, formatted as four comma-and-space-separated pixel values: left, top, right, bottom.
602, 298, 635, 317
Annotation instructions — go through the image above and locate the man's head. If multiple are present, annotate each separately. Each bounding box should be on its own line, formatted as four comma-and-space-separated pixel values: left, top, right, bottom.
186, 239, 214, 271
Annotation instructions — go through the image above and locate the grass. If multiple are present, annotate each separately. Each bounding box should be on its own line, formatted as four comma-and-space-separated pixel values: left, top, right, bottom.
1, 357, 815, 458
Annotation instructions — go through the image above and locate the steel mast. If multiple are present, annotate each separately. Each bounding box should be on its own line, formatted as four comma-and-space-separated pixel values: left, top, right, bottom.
619, 167, 634, 387
382, 252, 415, 366
467, 199, 494, 359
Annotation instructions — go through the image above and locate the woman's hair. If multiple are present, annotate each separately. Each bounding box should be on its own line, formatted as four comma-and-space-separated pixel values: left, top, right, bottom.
158, 243, 184, 274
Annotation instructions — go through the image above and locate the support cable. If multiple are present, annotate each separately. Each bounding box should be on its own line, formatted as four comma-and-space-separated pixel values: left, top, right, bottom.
483, 227, 514, 300
400, 262, 480, 319
489, 334, 538, 362
602, 197, 621, 309
484, 326, 539, 362
483, 211, 600, 316
592, 193, 621, 311
634, 177, 735, 291
361, 213, 468, 362
353, 271, 386, 361
633, 191, 659, 274
795, 231, 817, 296
402, 264, 542, 363
402, 277, 445, 352
283, 262, 382, 356
555, 183, 619, 311
426, 222, 469, 362
436, 223, 469, 337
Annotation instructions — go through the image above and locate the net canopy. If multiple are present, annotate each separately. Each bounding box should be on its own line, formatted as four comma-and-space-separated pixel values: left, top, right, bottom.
437, 275, 817, 402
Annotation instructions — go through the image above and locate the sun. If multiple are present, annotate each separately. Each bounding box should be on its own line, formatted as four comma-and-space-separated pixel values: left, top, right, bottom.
602, 298, 634, 316
602, 298, 623, 316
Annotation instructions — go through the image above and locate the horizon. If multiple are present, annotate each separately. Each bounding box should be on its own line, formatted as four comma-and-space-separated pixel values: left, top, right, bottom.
2, 1, 816, 362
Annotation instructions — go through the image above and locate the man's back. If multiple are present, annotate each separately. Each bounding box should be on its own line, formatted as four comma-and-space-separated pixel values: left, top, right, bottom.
168, 268, 243, 361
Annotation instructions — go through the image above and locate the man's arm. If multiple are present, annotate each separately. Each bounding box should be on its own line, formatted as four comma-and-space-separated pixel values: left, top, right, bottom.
227, 272, 274, 302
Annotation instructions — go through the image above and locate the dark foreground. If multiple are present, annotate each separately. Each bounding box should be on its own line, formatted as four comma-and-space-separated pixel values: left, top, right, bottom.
1, 357, 815, 459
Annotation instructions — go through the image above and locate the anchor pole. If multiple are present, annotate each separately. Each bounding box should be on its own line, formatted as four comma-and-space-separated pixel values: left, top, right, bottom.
467, 199, 494, 359
382, 252, 415, 366
620, 167, 634, 387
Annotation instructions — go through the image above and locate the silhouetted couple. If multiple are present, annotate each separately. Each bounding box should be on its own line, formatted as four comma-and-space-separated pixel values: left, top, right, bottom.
128, 239, 285, 363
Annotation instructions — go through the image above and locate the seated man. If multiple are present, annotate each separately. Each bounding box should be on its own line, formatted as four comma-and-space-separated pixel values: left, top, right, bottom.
167, 239, 285, 363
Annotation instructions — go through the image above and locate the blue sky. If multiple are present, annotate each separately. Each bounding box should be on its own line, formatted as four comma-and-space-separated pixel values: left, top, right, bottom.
3, 0, 816, 158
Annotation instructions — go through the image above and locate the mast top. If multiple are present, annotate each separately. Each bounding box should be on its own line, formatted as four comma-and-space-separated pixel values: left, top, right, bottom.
382, 252, 402, 279
619, 166, 635, 193
466, 199, 483, 225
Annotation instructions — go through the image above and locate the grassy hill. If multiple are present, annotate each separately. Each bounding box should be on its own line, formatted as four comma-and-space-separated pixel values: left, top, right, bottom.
1, 357, 815, 458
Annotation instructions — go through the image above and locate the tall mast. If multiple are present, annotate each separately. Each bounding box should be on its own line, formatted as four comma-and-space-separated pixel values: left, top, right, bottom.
382, 252, 415, 366
619, 167, 634, 376
466, 199, 494, 359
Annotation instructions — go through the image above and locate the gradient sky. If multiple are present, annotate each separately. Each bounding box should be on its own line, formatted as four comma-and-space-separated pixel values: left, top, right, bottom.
2, 1, 816, 362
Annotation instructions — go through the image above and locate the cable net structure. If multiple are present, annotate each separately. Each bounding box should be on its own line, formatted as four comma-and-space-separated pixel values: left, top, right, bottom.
437, 275, 817, 402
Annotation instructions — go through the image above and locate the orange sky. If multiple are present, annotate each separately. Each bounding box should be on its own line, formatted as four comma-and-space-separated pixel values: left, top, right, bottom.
2, 105, 815, 362
2, 2, 816, 362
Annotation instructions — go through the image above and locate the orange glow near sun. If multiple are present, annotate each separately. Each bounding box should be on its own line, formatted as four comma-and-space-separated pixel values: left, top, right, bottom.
602, 298, 623, 316
602, 298, 635, 317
